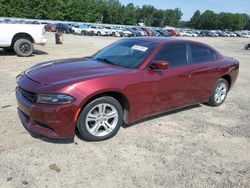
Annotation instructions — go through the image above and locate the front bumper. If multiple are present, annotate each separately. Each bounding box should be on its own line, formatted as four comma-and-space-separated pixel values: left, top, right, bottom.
35, 37, 47, 45
41, 37, 47, 45
16, 89, 77, 139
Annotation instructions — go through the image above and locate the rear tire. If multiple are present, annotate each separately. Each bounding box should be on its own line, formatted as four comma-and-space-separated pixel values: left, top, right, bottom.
208, 78, 228, 106
14, 39, 34, 57
77, 96, 123, 141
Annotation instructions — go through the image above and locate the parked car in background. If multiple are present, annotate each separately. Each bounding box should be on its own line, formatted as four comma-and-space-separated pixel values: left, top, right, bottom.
131, 27, 147, 36
44, 24, 56, 32
150, 28, 161, 36
179, 30, 198, 37
0, 23, 47, 56
200, 31, 217, 37
234, 31, 243, 37
125, 27, 140, 36
166, 29, 180, 36
155, 28, 170, 37
209, 31, 219, 37
129, 27, 141, 37
82, 25, 97, 36
242, 32, 250, 38
105, 26, 123, 37
93, 26, 110, 36
121, 28, 133, 37
140, 27, 153, 36
227, 31, 237, 37
55, 23, 72, 34
16, 37, 239, 141
72, 24, 90, 35
24, 21, 41, 25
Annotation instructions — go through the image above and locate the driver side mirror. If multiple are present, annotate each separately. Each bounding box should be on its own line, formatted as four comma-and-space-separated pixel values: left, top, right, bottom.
150, 61, 169, 70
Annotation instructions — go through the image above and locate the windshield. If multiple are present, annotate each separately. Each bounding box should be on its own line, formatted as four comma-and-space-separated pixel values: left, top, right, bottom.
93, 40, 158, 68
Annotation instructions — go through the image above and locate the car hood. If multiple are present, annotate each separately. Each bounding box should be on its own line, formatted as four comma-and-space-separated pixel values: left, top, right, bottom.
25, 58, 130, 85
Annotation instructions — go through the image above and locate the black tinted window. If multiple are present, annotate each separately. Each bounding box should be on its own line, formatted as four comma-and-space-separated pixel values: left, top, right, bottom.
154, 44, 188, 67
190, 44, 216, 64
209, 50, 217, 61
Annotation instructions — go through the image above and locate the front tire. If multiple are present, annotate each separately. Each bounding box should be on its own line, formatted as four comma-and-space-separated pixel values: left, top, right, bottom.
208, 78, 228, 106
77, 96, 123, 141
14, 39, 34, 57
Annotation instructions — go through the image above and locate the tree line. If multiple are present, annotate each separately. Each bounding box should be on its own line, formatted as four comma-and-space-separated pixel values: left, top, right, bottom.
0, 0, 182, 27
188, 10, 250, 30
0, 0, 249, 30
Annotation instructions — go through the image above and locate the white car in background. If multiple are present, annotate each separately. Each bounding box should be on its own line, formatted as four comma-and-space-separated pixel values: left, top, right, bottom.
242, 32, 250, 38
210, 30, 219, 37
121, 28, 133, 37
93, 26, 110, 36
0, 23, 47, 56
180, 30, 198, 37
104, 26, 123, 37
79, 25, 98, 36
72, 24, 90, 35
227, 31, 237, 37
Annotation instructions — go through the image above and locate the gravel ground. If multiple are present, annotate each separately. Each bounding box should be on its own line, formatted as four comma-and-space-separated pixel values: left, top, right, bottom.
0, 33, 249, 188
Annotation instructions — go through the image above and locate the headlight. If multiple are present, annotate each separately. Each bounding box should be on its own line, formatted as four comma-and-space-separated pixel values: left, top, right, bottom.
37, 94, 75, 104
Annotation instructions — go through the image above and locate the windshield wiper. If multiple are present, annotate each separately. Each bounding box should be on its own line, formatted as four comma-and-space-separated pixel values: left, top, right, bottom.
96, 57, 115, 65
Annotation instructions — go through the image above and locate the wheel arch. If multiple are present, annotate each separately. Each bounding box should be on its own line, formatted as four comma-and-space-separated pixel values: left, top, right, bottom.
79, 90, 130, 124
221, 74, 231, 90
11, 33, 34, 46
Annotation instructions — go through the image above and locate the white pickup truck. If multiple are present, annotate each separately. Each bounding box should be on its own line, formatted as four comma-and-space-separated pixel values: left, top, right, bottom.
0, 23, 47, 57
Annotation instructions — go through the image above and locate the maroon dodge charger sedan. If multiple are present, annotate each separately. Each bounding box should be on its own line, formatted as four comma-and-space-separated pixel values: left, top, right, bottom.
16, 38, 239, 141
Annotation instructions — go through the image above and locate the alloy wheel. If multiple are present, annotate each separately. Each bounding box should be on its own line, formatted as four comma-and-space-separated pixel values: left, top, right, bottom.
85, 103, 119, 137
214, 82, 227, 104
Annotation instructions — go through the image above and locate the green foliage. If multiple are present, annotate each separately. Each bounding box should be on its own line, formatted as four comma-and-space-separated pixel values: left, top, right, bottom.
189, 10, 201, 28
0, 0, 182, 27
0, 0, 249, 30
189, 10, 250, 30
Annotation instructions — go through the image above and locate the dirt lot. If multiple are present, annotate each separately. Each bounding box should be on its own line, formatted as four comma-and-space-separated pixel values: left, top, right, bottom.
0, 33, 250, 188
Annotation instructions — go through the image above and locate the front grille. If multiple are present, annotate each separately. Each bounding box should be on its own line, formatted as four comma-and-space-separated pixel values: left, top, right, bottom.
19, 87, 37, 103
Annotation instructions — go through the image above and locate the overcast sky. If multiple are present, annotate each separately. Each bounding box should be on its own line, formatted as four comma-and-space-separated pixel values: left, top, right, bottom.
119, 0, 250, 20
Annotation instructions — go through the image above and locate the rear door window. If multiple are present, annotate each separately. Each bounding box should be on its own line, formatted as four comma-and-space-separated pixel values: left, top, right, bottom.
190, 44, 217, 64
154, 44, 188, 68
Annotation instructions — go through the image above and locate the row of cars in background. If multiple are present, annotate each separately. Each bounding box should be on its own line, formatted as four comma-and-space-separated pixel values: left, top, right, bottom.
44, 23, 175, 37
2, 18, 250, 38
180, 29, 250, 38
45, 22, 250, 38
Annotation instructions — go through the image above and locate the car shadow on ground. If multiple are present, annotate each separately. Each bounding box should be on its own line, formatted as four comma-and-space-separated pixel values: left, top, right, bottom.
29, 133, 74, 144
31, 104, 203, 144
76, 104, 203, 143
0, 49, 48, 57
122, 104, 202, 129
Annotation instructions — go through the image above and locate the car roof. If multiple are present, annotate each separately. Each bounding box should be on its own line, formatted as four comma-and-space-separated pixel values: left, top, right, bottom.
128, 37, 215, 47
123, 37, 218, 53
127, 37, 188, 44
